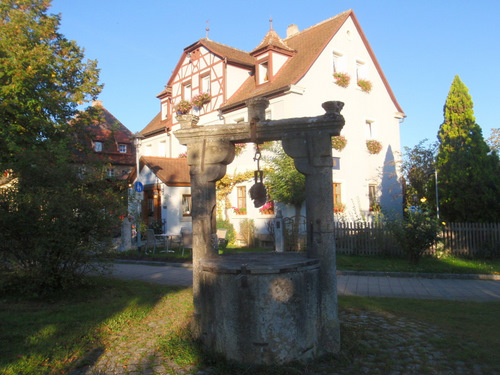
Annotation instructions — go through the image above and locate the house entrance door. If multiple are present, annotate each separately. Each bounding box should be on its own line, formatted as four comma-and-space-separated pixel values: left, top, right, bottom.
142, 187, 161, 227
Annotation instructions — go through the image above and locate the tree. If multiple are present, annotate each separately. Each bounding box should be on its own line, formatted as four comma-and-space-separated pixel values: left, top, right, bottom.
0, 0, 101, 166
487, 128, 500, 153
0, 1, 119, 293
436, 75, 500, 222
401, 139, 437, 208
263, 142, 306, 215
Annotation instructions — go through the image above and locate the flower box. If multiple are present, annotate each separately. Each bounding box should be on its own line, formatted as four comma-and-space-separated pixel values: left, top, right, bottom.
357, 79, 372, 93
366, 139, 383, 155
333, 72, 350, 88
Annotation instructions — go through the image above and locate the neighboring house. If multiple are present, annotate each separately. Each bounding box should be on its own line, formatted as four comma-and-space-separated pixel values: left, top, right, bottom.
132, 156, 191, 233
81, 100, 136, 180
134, 9, 405, 237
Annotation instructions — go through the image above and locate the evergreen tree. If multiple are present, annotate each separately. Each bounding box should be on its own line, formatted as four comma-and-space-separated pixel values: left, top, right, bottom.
436, 75, 500, 222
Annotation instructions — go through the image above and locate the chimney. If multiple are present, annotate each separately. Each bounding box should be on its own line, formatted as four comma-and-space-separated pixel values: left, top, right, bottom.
287, 24, 299, 37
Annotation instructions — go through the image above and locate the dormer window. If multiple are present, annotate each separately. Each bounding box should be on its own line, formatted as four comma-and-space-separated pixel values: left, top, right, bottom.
161, 101, 169, 120
258, 60, 269, 84
94, 141, 103, 152
118, 144, 127, 153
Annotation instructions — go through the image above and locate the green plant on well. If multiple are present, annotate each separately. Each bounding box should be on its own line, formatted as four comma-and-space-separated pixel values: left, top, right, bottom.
357, 78, 373, 92
333, 72, 350, 88
331, 135, 347, 151
388, 198, 442, 265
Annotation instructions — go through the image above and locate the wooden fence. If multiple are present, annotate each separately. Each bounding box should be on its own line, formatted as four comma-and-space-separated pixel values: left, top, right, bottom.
333, 222, 500, 257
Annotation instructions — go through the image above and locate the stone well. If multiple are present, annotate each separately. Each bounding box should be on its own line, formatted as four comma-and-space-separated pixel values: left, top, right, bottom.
198, 252, 321, 364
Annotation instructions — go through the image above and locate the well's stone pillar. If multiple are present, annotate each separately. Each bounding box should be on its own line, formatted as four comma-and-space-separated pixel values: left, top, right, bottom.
185, 138, 235, 338
282, 128, 340, 353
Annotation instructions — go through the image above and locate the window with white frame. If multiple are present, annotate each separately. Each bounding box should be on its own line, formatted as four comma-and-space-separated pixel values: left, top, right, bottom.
182, 194, 192, 216
365, 120, 377, 139
332, 51, 346, 73
183, 82, 192, 101
201, 74, 211, 94
94, 141, 103, 152
258, 61, 269, 84
107, 168, 115, 177
118, 144, 127, 153
356, 60, 368, 81
161, 101, 169, 120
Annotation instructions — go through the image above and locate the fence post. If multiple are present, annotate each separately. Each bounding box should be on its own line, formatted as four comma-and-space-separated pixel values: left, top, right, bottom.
274, 209, 285, 252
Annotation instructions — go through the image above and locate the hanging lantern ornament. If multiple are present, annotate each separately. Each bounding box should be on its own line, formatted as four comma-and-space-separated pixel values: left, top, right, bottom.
249, 145, 267, 208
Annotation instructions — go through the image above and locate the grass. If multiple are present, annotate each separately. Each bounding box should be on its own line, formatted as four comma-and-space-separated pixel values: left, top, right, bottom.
1, 276, 498, 374
114, 246, 500, 275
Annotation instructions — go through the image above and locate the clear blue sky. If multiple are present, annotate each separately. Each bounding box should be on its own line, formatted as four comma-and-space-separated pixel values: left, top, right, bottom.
50, 0, 499, 150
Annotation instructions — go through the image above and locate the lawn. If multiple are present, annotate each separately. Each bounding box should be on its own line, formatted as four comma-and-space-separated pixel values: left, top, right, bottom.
0, 277, 498, 374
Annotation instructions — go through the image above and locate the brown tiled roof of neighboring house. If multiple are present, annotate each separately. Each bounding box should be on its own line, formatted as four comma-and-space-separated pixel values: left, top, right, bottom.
83, 102, 136, 166
140, 156, 190, 186
140, 112, 171, 136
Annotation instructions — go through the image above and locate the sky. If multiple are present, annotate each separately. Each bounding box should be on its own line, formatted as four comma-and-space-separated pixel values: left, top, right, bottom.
50, 0, 499, 150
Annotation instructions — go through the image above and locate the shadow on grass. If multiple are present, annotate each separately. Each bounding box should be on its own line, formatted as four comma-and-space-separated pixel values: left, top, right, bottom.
0, 275, 189, 374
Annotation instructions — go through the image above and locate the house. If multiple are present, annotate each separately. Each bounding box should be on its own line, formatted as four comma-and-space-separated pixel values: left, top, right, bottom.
79, 101, 136, 180
134, 9, 405, 237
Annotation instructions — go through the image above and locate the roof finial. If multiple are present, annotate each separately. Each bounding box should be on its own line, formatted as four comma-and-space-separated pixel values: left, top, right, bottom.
206, 20, 210, 39
269, 16, 273, 30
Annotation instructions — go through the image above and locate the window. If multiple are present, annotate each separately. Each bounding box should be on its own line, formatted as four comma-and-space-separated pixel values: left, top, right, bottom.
332, 51, 346, 73
365, 120, 377, 139
258, 61, 269, 84
237, 186, 247, 214
94, 141, 103, 152
356, 60, 368, 81
201, 74, 211, 94
332, 157, 340, 170
107, 168, 114, 177
183, 82, 192, 101
182, 194, 192, 216
118, 144, 127, 153
161, 101, 169, 120
369, 184, 379, 211
333, 183, 343, 213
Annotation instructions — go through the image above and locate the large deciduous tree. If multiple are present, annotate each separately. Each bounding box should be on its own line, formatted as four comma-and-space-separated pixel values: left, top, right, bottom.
436, 75, 500, 222
0, 0, 122, 293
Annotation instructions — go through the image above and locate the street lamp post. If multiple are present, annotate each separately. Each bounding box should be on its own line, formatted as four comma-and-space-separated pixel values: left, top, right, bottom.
134, 132, 144, 249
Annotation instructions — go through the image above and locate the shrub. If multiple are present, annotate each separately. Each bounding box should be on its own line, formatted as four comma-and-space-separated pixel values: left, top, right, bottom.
388, 199, 442, 264
216, 219, 236, 246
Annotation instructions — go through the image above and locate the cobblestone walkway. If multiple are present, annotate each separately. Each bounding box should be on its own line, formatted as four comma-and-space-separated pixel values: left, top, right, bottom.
71, 302, 497, 374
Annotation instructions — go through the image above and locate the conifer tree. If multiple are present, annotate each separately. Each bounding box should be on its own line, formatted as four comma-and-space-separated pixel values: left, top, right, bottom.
436, 75, 500, 222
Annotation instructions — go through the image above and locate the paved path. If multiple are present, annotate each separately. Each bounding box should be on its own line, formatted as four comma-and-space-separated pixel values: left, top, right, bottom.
107, 262, 500, 302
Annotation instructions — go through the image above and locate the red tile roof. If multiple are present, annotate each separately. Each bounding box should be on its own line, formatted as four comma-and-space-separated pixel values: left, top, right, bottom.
140, 156, 190, 186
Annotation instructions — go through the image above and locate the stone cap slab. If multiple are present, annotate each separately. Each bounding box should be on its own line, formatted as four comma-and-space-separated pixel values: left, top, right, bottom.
201, 252, 319, 275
